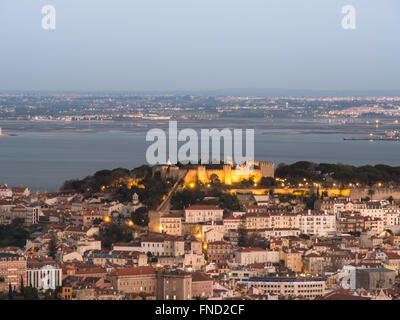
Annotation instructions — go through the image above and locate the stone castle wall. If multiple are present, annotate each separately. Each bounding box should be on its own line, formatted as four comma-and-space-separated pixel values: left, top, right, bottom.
153, 162, 275, 186
349, 188, 400, 200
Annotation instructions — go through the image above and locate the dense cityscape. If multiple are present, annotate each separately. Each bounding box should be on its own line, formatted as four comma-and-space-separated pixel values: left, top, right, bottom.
1, 93, 400, 121
1, 0, 399, 311
2, 157, 400, 300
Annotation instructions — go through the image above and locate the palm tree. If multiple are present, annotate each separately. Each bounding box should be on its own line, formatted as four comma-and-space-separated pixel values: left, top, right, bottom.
368, 189, 375, 200
8, 283, 13, 300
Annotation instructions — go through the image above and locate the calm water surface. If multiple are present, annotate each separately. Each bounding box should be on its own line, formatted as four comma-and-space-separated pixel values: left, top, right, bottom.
0, 120, 399, 191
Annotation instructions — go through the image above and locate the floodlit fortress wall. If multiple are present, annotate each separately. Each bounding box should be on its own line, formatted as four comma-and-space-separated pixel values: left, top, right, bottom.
153, 161, 275, 185
350, 188, 400, 201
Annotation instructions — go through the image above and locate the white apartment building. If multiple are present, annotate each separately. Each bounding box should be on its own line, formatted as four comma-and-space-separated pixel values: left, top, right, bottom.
315, 199, 365, 218
258, 228, 301, 239
27, 265, 62, 290
235, 248, 280, 265
141, 236, 185, 257
100, 202, 125, 217
76, 240, 102, 255
245, 212, 297, 230
223, 216, 243, 234
199, 221, 224, 242
185, 205, 223, 223
158, 253, 205, 271
385, 210, 400, 227
0, 184, 12, 199
253, 195, 270, 206
238, 277, 326, 299
357, 205, 400, 229
160, 214, 182, 236
296, 210, 336, 236
25, 206, 40, 226
245, 212, 269, 229
270, 212, 297, 229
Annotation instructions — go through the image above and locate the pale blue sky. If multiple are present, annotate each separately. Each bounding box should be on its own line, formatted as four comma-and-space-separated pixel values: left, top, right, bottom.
0, 0, 399, 92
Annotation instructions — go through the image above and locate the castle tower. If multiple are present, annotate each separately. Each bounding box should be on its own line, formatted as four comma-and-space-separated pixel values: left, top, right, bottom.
223, 164, 232, 184
197, 165, 207, 183
152, 165, 169, 180
260, 161, 275, 178
132, 193, 139, 205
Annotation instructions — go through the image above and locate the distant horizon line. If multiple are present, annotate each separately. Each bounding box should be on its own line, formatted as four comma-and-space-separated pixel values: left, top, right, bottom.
1, 88, 400, 98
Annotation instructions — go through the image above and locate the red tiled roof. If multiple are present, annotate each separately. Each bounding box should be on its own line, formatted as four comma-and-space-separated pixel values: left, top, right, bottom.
237, 247, 265, 253
111, 266, 155, 277
192, 272, 212, 282
315, 289, 371, 300
186, 205, 222, 211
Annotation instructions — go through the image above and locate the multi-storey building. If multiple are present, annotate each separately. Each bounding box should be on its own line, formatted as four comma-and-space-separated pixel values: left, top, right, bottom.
156, 269, 192, 300
83, 250, 147, 266
191, 272, 213, 299
26, 257, 62, 290
238, 276, 326, 299
199, 221, 224, 243
0, 253, 27, 290
160, 213, 182, 236
25, 206, 40, 226
108, 266, 157, 295
338, 214, 366, 233
385, 210, 400, 227
223, 216, 243, 234
280, 248, 303, 273
270, 212, 297, 229
82, 209, 103, 227
207, 241, 233, 264
245, 211, 298, 230
0, 184, 12, 199
296, 210, 336, 236
110, 265, 192, 300
355, 268, 396, 290
11, 187, 30, 198
257, 228, 300, 239
303, 253, 326, 275
235, 247, 279, 265
245, 212, 269, 229
185, 205, 223, 224
141, 236, 185, 257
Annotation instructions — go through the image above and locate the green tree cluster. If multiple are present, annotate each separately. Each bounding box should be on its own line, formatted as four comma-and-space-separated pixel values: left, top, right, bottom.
131, 207, 149, 227
0, 218, 30, 248
276, 161, 400, 186
98, 223, 133, 249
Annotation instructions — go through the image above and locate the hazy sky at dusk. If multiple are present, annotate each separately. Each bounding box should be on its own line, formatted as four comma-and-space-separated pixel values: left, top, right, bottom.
0, 0, 399, 92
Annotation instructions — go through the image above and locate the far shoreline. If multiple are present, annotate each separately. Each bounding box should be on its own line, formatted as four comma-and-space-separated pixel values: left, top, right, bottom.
0, 134, 17, 137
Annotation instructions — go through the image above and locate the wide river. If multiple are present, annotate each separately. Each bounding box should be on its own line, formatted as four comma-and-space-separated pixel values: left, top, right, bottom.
0, 118, 399, 191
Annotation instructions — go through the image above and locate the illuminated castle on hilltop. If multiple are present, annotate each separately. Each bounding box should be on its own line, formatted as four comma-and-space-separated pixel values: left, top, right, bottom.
153, 161, 274, 185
